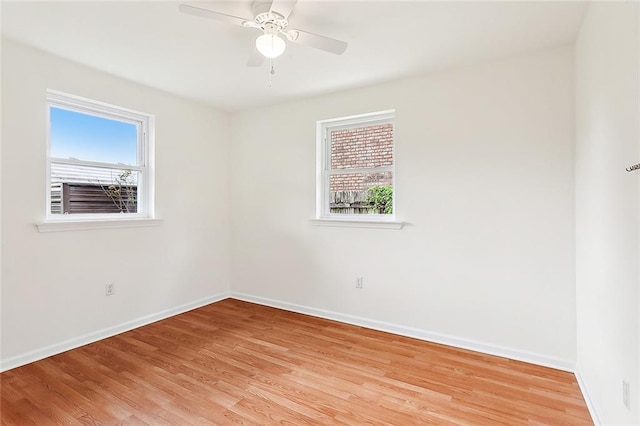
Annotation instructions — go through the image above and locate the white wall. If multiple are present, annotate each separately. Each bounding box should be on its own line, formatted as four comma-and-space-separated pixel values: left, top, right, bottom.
575, 3, 640, 424
0, 39, 231, 369
0, 35, 4, 366
230, 46, 576, 367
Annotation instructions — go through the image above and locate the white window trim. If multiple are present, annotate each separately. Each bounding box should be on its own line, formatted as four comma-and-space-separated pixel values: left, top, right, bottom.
36, 218, 162, 233
310, 218, 404, 230
314, 109, 404, 229
44, 90, 155, 224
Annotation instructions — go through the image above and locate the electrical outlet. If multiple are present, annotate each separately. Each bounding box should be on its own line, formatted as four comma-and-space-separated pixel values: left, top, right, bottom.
356, 277, 363, 288
105, 283, 115, 296
623, 380, 630, 410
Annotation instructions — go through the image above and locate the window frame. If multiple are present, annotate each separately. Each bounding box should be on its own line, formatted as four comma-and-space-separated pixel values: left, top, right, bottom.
316, 109, 397, 222
45, 90, 155, 222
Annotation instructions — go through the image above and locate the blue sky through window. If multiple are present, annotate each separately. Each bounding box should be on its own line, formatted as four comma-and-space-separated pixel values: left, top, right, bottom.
50, 107, 137, 165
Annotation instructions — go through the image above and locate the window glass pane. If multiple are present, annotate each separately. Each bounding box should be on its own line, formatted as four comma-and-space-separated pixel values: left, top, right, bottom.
50, 107, 138, 165
329, 172, 393, 215
50, 163, 139, 214
331, 123, 393, 170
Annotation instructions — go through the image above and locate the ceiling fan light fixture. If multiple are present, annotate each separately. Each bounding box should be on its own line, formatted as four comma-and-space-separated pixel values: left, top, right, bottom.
256, 33, 286, 58
179, 2, 349, 61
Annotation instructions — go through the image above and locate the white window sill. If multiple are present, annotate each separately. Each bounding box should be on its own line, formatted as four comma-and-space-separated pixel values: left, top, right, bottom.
310, 218, 405, 230
36, 218, 162, 233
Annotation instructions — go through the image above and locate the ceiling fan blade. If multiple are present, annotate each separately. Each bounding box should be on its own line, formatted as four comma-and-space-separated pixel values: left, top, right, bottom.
179, 4, 251, 27
269, 0, 298, 19
247, 49, 265, 67
288, 29, 348, 55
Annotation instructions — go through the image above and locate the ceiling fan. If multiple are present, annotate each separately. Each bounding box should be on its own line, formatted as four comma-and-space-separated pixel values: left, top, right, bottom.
179, 1, 348, 65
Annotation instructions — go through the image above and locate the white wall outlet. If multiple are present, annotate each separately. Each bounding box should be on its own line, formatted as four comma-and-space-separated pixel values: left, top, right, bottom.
356, 277, 363, 288
105, 283, 115, 296
623, 380, 630, 410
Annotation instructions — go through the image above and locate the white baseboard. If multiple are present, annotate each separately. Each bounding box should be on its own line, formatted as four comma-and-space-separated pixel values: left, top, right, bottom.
0, 291, 231, 372
230, 291, 575, 372
575, 368, 601, 426
1, 289, 575, 375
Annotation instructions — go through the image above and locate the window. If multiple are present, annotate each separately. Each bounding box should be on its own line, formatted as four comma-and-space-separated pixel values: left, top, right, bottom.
317, 110, 396, 222
46, 90, 154, 221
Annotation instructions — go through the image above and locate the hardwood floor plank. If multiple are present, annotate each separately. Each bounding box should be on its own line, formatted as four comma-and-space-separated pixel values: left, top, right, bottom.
1, 298, 592, 425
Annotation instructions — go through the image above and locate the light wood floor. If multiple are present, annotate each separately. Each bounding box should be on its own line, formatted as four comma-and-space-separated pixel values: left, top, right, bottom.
1, 298, 591, 425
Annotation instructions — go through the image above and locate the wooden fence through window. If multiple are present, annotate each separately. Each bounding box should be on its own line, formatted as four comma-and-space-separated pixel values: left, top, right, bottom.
50, 183, 137, 214
331, 190, 388, 215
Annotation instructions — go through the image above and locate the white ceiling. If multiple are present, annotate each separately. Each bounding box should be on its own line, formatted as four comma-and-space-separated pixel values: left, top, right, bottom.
2, 1, 588, 111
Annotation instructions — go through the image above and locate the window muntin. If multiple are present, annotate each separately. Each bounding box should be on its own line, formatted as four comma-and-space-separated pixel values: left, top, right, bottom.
317, 110, 395, 220
46, 91, 153, 220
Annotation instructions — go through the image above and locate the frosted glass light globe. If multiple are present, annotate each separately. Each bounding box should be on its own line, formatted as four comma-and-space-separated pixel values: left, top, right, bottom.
256, 33, 286, 59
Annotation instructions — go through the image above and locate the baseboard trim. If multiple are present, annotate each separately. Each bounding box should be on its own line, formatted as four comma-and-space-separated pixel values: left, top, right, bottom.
231, 292, 575, 372
575, 368, 601, 425
1, 290, 575, 375
0, 291, 231, 372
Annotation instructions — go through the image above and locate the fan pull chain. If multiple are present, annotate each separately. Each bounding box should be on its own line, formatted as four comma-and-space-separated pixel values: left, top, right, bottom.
269, 58, 275, 88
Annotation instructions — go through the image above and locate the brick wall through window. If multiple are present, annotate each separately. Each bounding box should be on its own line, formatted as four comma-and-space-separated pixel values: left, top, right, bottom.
330, 124, 393, 191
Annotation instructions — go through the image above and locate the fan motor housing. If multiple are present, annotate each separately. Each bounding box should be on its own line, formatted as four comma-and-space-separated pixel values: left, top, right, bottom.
252, 1, 288, 29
